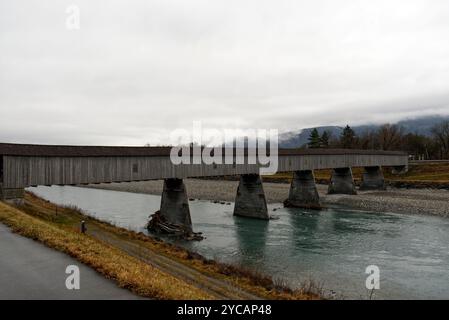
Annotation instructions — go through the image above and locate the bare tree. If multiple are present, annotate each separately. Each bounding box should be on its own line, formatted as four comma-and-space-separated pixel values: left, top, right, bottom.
377, 124, 404, 150
357, 130, 378, 150
431, 121, 449, 159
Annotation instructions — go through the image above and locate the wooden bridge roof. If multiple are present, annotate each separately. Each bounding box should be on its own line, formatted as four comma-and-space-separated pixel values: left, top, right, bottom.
0, 143, 406, 157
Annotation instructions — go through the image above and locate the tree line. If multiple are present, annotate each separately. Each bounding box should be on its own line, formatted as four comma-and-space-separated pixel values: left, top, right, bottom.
307, 120, 449, 160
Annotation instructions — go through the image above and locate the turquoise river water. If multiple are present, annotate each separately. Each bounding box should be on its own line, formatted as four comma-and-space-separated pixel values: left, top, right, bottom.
29, 185, 449, 299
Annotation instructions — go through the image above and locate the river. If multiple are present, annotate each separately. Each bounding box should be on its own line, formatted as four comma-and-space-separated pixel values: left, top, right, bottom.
29, 185, 449, 299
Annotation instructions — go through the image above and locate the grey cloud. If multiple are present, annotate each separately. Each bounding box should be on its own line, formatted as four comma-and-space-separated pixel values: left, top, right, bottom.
1, 0, 449, 145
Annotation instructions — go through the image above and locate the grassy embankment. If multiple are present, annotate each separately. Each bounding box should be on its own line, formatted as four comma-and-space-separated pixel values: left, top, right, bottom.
263, 163, 449, 188
0, 198, 211, 299
0, 193, 321, 300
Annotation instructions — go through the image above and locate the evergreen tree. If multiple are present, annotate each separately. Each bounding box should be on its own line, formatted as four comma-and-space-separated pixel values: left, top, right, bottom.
340, 125, 356, 148
321, 131, 330, 148
308, 128, 321, 148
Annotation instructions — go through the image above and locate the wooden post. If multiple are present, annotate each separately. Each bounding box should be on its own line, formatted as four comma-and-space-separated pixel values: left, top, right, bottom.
80, 220, 86, 234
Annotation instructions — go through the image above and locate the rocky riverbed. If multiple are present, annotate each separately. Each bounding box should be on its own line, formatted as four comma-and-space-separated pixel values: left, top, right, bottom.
86, 179, 449, 218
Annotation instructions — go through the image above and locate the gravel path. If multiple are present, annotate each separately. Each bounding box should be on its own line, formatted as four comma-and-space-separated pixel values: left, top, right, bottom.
0, 223, 143, 300
86, 179, 449, 218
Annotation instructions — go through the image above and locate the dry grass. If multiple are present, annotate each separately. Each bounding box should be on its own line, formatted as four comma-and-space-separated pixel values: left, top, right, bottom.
384, 163, 449, 182
0, 201, 213, 300
264, 163, 449, 185
10, 192, 321, 300
210, 262, 323, 299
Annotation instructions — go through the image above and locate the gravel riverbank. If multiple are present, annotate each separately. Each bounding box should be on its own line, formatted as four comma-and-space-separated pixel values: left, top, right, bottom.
86, 179, 449, 218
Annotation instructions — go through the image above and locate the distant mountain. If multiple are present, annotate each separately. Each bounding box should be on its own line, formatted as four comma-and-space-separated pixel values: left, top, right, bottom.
396, 116, 449, 136
279, 115, 449, 148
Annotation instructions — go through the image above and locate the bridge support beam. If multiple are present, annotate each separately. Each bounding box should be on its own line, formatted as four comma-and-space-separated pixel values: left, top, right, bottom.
0, 184, 25, 205
328, 167, 357, 195
234, 174, 269, 220
360, 166, 386, 190
147, 178, 193, 236
284, 170, 321, 209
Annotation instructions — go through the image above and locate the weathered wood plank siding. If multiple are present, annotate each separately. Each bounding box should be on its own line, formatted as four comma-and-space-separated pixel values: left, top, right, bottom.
277, 154, 407, 171
2, 153, 408, 189
2, 156, 258, 188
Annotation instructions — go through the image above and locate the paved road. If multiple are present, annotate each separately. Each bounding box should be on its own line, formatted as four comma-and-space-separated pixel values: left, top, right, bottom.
0, 224, 143, 300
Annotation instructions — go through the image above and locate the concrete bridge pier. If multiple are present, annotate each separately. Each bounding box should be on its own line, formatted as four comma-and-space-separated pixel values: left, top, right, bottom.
391, 165, 408, 175
328, 167, 357, 195
158, 178, 193, 232
284, 170, 321, 209
0, 184, 25, 205
360, 166, 386, 190
234, 174, 269, 220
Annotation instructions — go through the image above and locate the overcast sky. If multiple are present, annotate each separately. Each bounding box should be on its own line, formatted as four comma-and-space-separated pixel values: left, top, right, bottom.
1, 0, 449, 145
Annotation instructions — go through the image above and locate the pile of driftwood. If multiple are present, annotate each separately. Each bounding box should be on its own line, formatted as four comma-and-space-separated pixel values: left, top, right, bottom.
146, 211, 204, 241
